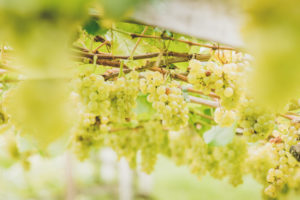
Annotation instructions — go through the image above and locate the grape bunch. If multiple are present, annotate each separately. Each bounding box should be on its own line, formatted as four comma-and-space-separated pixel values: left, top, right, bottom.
108, 71, 139, 122
74, 71, 110, 117
170, 130, 247, 186
71, 111, 108, 160
106, 120, 169, 172
237, 97, 275, 142
245, 143, 275, 185
214, 107, 236, 127
169, 129, 192, 166
187, 60, 223, 95
188, 59, 243, 110
72, 71, 140, 160
262, 124, 299, 198
264, 142, 298, 197
140, 121, 170, 173
205, 137, 247, 186
140, 71, 189, 130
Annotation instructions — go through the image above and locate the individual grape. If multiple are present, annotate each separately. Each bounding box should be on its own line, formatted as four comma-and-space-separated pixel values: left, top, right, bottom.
224, 87, 234, 97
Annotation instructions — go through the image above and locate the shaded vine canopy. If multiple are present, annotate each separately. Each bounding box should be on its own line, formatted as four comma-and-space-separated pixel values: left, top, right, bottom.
0, 0, 300, 199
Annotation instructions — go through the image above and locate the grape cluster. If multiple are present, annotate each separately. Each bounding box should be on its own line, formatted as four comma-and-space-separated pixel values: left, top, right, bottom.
74, 71, 110, 117
237, 97, 275, 142
72, 71, 140, 160
140, 72, 189, 130
106, 121, 169, 173
264, 143, 298, 197
72, 112, 106, 161
214, 107, 236, 127
262, 124, 299, 198
72, 71, 111, 158
109, 71, 139, 122
188, 60, 223, 95
206, 137, 247, 186
188, 59, 243, 110
140, 121, 170, 173
169, 130, 247, 186
245, 143, 275, 184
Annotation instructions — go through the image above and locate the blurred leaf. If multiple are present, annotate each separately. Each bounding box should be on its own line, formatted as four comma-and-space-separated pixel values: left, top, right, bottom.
98, 0, 142, 19
83, 18, 108, 36
133, 94, 156, 120
203, 124, 235, 147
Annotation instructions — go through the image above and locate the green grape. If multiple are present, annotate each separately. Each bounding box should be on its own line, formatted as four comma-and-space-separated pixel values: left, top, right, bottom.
237, 97, 275, 142
109, 71, 139, 122
75, 72, 110, 116
140, 72, 188, 131
72, 71, 140, 160
261, 124, 300, 198
188, 60, 222, 95
106, 120, 169, 172
170, 130, 247, 186
214, 107, 236, 127
246, 143, 275, 185
140, 121, 169, 174
187, 58, 245, 110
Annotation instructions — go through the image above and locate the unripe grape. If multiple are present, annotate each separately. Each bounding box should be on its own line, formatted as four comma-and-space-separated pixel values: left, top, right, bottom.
224, 87, 234, 97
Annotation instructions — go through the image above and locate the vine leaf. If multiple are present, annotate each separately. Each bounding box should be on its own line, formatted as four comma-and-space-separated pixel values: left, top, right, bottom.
83, 18, 108, 36
133, 94, 156, 120
203, 124, 236, 146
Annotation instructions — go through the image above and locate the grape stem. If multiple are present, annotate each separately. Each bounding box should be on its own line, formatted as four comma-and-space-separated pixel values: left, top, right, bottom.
92, 40, 109, 53
189, 96, 219, 108
185, 87, 219, 99
280, 114, 300, 123
190, 110, 215, 121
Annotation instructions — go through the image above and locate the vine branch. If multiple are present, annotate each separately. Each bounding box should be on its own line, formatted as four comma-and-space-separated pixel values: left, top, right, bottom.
129, 33, 237, 51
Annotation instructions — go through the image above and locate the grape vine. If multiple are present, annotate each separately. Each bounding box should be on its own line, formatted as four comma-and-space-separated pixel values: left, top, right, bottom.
0, 1, 299, 199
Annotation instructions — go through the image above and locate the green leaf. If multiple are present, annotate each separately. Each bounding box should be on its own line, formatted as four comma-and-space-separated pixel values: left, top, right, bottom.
203, 124, 236, 147
98, 0, 142, 19
83, 18, 107, 36
133, 94, 156, 120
